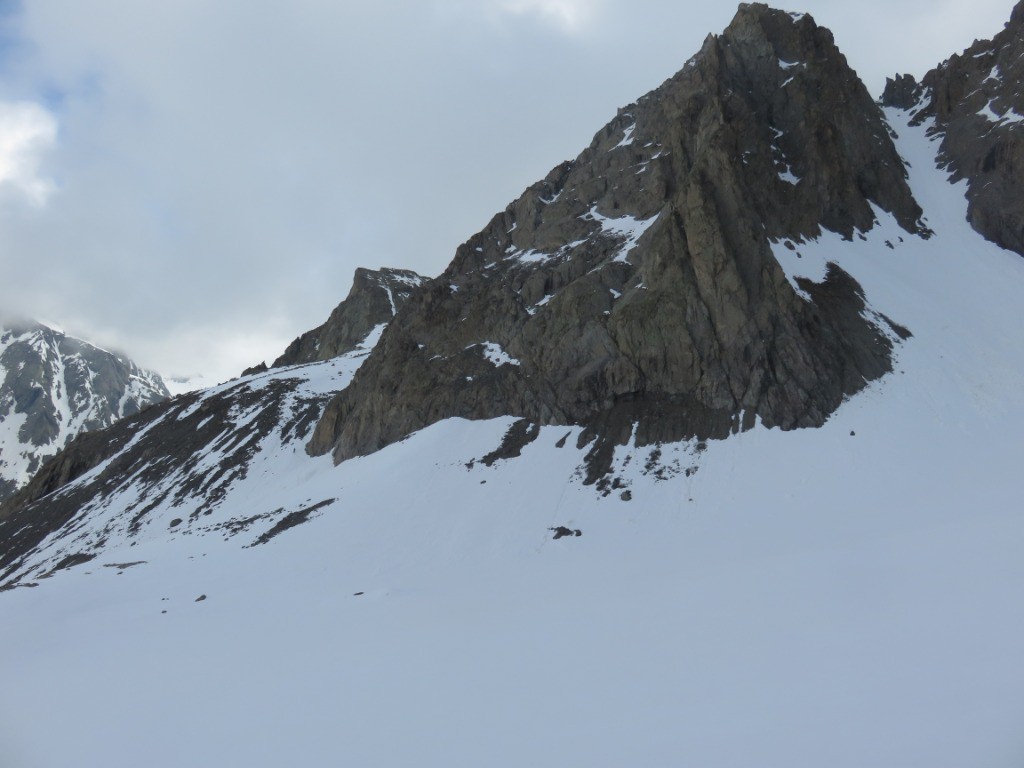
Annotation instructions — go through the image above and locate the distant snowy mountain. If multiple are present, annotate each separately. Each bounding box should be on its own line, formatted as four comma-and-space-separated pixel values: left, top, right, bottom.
0, 320, 168, 501
3, 4, 1024, 768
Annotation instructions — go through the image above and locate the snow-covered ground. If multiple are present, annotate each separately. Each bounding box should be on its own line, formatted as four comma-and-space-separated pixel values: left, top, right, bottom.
2, 109, 1024, 767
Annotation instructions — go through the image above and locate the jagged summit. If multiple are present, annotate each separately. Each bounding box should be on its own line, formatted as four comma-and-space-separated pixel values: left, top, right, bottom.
882, 0, 1024, 255
308, 4, 920, 478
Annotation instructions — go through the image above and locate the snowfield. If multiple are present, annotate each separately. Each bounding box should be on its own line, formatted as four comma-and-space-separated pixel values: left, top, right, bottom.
1, 110, 1024, 767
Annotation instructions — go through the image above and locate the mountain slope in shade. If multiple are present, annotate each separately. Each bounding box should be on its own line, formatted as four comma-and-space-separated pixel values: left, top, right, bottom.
2, 4, 1024, 768
0, 320, 168, 501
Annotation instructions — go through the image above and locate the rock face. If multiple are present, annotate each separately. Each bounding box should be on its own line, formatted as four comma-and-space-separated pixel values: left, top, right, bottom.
308, 3, 922, 474
883, 0, 1024, 255
0, 321, 169, 501
272, 268, 426, 368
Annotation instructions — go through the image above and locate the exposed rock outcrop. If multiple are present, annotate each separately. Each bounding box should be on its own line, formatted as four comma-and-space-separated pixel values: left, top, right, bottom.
272, 268, 426, 368
308, 4, 922, 473
883, 0, 1024, 255
880, 74, 924, 111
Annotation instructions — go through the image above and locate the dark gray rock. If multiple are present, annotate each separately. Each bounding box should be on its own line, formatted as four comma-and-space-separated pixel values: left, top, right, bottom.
881, 74, 924, 110
550, 527, 582, 540
241, 362, 269, 377
308, 4, 921, 473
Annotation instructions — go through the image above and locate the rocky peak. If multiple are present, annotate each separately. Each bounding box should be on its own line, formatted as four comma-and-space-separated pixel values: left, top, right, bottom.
0, 320, 169, 501
881, 74, 924, 111
885, 0, 1024, 255
271, 267, 426, 368
308, 4, 920, 481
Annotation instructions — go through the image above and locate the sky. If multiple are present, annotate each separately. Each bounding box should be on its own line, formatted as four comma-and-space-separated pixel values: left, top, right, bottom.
0, 0, 1015, 384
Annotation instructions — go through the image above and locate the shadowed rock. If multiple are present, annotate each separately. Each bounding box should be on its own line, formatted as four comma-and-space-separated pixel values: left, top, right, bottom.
272, 267, 426, 368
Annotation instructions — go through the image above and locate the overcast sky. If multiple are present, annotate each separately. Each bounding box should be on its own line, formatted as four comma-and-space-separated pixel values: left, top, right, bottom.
0, 0, 1015, 384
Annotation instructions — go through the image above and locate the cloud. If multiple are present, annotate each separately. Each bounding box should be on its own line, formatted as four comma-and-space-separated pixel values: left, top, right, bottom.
496, 0, 602, 32
0, 100, 56, 206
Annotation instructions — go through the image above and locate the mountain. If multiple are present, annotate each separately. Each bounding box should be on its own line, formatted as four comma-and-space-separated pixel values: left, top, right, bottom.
882, 2, 1024, 256
3, 4, 1024, 767
0, 319, 168, 502
309, 5, 923, 477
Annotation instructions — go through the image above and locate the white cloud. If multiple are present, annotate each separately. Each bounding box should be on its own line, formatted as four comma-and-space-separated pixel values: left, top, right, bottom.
496, 0, 602, 32
0, 101, 57, 206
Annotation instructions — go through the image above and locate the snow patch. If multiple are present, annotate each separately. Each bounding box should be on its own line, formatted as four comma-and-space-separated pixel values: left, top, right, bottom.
506, 247, 555, 264
470, 341, 521, 367
582, 206, 662, 263
611, 123, 636, 150
387, 272, 426, 288
778, 165, 800, 185
976, 99, 1024, 125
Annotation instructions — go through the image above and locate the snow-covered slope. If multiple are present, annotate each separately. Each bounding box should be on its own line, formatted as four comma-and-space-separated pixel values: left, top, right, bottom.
0, 321, 168, 500
1, 107, 1023, 766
